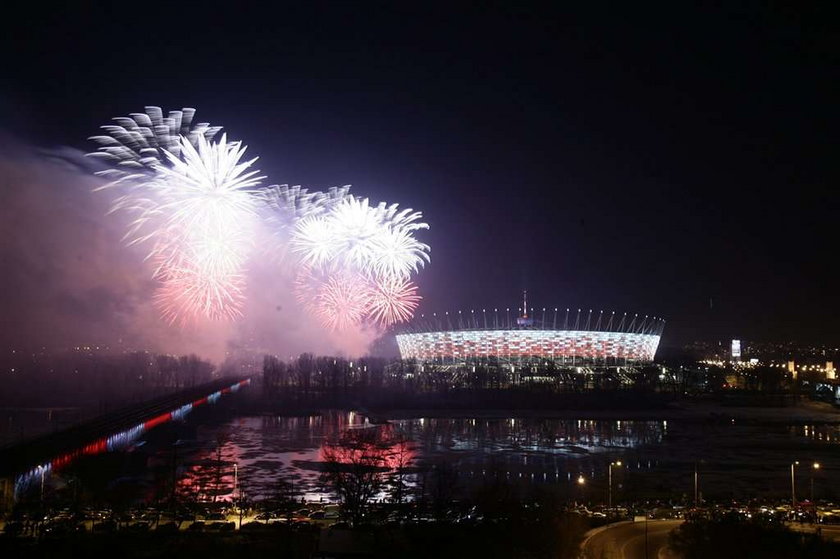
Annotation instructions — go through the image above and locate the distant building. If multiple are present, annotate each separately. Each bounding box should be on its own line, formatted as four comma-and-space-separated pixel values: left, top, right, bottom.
731, 339, 741, 361
827, 361, 836, 380
396, 294, 664, 367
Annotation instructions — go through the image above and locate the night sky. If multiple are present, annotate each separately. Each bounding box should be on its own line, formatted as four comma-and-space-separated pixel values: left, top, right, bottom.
1, 3, 837, 350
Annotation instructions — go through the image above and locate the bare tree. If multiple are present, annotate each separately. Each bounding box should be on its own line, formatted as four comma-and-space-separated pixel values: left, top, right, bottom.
387, 435, 414, 506
271, 471, 301, 523
212, 431, 229, 503
426, 460, 460, 520
321, 428, 391, 525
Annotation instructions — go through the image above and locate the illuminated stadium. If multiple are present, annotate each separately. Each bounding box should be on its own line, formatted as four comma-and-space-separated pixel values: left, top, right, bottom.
395, 292, 664, 368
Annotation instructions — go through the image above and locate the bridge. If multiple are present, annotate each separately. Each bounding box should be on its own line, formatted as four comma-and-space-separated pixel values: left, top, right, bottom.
0, 377, 250, 514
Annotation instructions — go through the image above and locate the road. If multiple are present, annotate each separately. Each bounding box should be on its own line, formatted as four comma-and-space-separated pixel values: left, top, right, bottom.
787, 522, 840, 542
581, 519, 683, 559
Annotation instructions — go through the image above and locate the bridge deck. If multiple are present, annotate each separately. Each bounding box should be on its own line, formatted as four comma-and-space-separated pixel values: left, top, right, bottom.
0, 378, 248, 478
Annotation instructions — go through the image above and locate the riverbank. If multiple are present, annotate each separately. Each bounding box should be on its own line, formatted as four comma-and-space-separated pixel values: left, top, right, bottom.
370, 399, 840, 424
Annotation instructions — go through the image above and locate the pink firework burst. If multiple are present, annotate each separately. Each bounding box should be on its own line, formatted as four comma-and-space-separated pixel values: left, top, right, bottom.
315, 275, 371, 330
153, 257, 245, 325
293, 266, 322, 313
366, 276, 421, 326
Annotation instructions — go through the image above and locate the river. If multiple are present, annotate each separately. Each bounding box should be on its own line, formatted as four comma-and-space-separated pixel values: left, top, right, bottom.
156, 410, 840, 505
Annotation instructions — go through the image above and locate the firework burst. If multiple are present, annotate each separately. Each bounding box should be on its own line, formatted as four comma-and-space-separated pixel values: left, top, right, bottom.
314, 274, 371, 330
90, 108, 264, 324
290, 195, 430, 278
153, 259, 246, 325
372, 226, 431, 279
151, 134, 263, 274
288, 193, 429, 328
88, 106, 222, 181
265, 184, 350, 229
366, 276, 421, 326
91, 106, 430, 331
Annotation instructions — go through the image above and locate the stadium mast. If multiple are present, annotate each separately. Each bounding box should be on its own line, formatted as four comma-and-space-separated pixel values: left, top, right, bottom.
517, 290, 534, 326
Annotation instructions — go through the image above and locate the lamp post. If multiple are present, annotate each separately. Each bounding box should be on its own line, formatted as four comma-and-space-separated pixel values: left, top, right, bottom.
791, 461, 799, 509
694, 462, 699, 508
577, 474, 585, 506
233, 462, 241, 528
609, 461, 622, 511
238, 489, 244, 529
811, 462, 820, 503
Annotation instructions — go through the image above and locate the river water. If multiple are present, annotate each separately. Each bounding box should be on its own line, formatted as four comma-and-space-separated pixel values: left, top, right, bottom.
158, 411, 840, 505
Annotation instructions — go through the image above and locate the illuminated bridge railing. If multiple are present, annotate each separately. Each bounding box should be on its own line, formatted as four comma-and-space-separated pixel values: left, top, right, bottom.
9, 378, 250, 498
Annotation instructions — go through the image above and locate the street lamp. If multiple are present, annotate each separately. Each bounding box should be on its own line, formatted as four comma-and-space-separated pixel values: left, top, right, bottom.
791, 461, 799, 509
577, 474, 586, 507
811, 462, 820, 503
609, 461, 622, 510
694, 462, 699, 508
234, 463, 238, 499
232, 463, 247, 529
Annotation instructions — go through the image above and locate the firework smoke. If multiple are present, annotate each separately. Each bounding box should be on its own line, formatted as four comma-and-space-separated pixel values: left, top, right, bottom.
90, 109, 264, 323
288, 195, 429, 329
89, 106, 430, 334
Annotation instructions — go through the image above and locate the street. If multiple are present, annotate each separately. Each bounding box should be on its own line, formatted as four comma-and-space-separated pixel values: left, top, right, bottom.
581, 519, 683, 559
787, 522, 840, 542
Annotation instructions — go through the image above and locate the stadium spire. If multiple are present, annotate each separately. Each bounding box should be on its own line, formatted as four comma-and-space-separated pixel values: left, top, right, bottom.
517, 290, 533, 326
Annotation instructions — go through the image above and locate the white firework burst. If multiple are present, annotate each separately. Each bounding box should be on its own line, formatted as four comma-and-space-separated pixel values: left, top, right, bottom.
265, 184, 350, 229
327, 197, 386, 273
372, 226, 431, 279
89, 105, 432, 330
292, 215, 338, 268
290, 195, 430, 279
152, 134, 264, 272
90, 108, 265, 324
88, 106, 222, 183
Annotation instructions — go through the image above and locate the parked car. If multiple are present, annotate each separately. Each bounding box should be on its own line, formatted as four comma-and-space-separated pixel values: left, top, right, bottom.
157, 522, 179, 533
3, 522, 23, 536
93, 520, 117, 533
127, 521, 150, 532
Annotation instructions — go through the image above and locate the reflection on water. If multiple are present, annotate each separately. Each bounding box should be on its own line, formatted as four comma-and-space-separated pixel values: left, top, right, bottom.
793, 424, 840, 444
18, 408, 840, 507
176, 413, 368, 502
164, 413, 840, 504
172, 413, 666, 502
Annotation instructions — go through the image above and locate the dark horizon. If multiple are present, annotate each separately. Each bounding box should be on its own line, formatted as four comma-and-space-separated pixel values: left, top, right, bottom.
1, 4, 837, 353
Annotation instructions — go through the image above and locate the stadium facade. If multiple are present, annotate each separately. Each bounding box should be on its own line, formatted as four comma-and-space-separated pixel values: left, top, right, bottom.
396, 294, 664, 368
